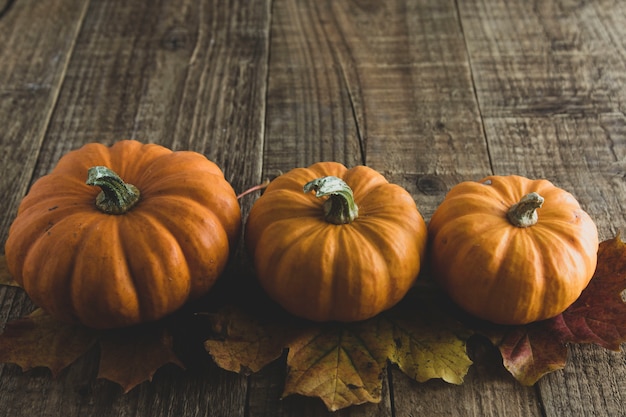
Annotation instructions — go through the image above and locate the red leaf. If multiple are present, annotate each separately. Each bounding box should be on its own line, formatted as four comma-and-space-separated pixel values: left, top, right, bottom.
559, 235, 626, 350
486, 320, 569, 385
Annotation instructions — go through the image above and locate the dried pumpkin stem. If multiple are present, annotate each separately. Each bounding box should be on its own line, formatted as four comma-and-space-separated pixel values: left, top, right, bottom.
303, 176, 358, 224
86, 166, 140, 214
506, 192, 544, 227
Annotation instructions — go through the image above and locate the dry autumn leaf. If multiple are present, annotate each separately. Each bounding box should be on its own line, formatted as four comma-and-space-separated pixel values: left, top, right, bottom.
0, 254, 186, 393
283, 323, 387, 411
203, 305, 291, 374
0, 308, 98, 376
98, 325, 184, 392
560, 235, 626, 349
0, 307, 184, 393
382, 290, 474, 385
202, 236, 626, 410
479, 320, 570, 386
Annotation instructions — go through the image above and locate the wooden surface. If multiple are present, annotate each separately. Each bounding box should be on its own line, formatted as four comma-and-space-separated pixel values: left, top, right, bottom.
1, 0, 625, 415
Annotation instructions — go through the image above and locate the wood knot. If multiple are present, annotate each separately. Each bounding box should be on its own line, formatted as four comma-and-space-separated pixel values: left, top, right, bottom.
417, 175, 447, 196
161, 26, 190, 51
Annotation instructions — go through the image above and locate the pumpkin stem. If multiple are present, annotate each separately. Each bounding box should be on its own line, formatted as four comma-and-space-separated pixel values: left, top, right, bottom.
86, 166, 140, 214
506, 192, 544, 227
303, 176, 358, 224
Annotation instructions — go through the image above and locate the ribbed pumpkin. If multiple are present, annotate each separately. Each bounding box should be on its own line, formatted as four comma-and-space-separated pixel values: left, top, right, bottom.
428, 175, 599, 325
245, 162, 428, 322
4, 140, 241, 329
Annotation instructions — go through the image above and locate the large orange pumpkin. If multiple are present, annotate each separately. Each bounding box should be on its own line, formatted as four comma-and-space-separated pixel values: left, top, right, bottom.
4, 140, 241, 329
245, 162, 428, 322
427, 175, 599, 325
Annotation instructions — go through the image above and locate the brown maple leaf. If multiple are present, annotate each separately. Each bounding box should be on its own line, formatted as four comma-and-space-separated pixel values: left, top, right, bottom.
98, 325, 184, 392
203, 305, 291, 374
0, 309, 98, 376
482, 235, 626, 385
0, 308, 184, 392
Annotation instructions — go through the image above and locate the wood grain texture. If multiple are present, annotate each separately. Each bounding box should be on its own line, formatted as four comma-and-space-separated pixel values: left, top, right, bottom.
31, 0, 270, 193
263, 0, 365, 172
0, 0, 89, 241
459, 0, 626, 118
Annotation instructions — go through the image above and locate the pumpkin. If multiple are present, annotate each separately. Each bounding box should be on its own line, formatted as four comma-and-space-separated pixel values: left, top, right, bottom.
245, 162, 428, 322
4, 140, 241, 329
427, 175, 599, 325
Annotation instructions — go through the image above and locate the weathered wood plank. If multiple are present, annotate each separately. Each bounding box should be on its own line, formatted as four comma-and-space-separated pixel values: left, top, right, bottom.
261, 0, 365, 172
460, 0, 626, 119
0, 0, 89, 242
31, 0, 270, 193
0, 0, 271, 416
458, 0, 626, 416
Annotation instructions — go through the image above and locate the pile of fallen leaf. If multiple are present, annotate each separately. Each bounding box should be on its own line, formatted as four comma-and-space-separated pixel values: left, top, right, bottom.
1, 236, 625, 411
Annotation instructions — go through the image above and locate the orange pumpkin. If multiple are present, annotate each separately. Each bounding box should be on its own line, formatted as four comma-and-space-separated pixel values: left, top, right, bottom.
4, 140, 241, 329
245, 162, 428, 322
427, 175, 599, 325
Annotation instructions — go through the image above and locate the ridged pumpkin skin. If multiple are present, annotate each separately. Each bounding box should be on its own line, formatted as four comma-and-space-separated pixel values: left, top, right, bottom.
4, 140, 241, 329
428, 175, 599, 325
245, 162, 428, 322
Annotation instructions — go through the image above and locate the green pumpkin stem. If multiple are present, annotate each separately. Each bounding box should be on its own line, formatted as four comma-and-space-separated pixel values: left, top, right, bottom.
507, 192, 544, 227
86, 166, 140, 214
303, 176, 358, 224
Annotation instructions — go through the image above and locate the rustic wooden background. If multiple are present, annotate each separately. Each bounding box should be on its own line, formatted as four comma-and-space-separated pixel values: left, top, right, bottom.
1, 0, 625, 415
